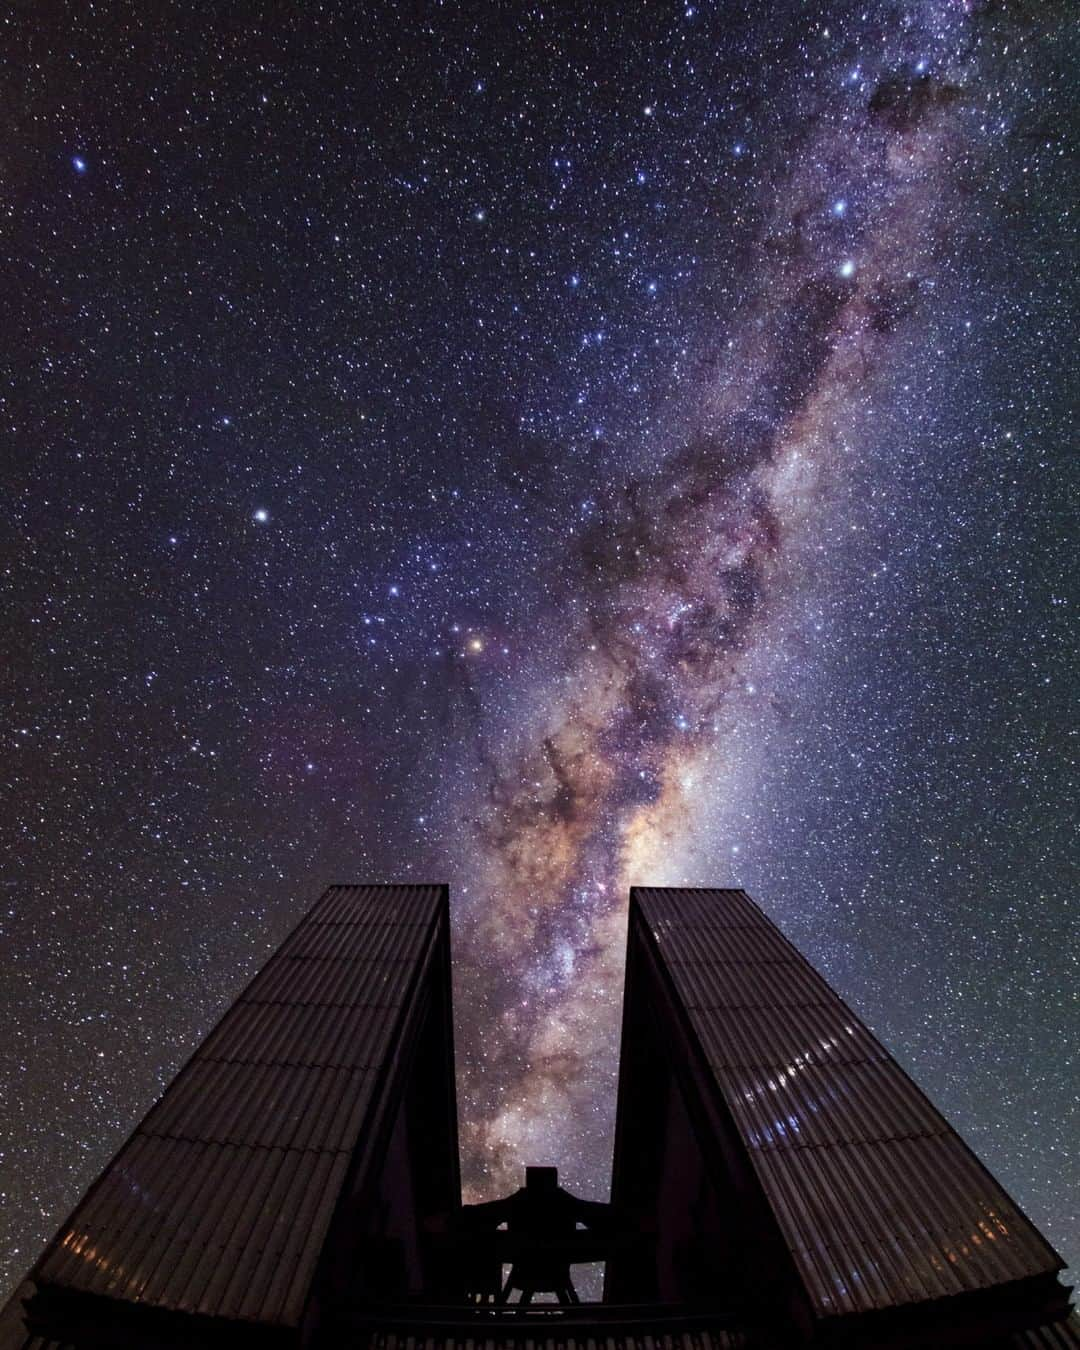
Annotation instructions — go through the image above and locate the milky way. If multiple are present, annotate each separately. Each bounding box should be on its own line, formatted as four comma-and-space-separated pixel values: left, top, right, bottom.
1, 0, 1076, 1300
452, 30, 982, 1197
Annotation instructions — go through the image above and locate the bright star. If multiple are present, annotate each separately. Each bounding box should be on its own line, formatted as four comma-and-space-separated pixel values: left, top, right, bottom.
253, 508, 269, 522
832, 199, 847, 217
839, 259, 856, 278
72, 156, 87, 173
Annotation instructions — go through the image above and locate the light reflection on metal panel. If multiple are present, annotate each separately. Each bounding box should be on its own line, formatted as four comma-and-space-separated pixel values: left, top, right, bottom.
633, 887, 1063, 1319
33, 884, 444, 1328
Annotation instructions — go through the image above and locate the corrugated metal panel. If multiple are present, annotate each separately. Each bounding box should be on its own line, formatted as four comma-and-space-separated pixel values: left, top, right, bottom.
633, 887, 1064, 1319
365, 1320, 752, 1350
368, 1333, 750, 1350
33, 884, 445, 1329
1013, 1313, 1080, 1348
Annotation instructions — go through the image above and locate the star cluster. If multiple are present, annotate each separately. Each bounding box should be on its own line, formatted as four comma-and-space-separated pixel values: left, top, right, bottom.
1, 0, 1076, 1297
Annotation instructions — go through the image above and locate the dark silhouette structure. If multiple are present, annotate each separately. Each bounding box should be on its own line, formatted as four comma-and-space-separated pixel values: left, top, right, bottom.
1, 883, 1076, 1350
462, 1166, 612, 1304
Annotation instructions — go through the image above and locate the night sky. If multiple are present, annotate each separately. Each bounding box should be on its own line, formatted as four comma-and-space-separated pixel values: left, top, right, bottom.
2, 0, 1076, 1298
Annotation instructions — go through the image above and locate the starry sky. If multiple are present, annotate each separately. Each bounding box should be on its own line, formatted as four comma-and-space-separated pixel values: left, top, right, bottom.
2, 0, 1076, 1300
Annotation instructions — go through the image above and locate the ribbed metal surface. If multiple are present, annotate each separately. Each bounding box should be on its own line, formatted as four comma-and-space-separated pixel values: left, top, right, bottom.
632, 887, 1064, 1320
32, 884, 444, 1329
1013, 1314, 1080, 1349
368, 1328, 749, 1350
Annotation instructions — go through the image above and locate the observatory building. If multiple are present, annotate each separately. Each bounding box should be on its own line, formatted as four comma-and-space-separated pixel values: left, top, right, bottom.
1, 884, 1075, 1348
